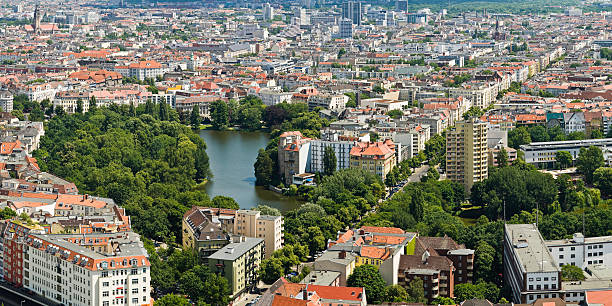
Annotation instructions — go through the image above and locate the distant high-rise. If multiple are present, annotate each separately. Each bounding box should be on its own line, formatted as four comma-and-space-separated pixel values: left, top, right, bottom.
339, 18, 353, 38
263, 3, 274, 21
446, 119, 488, 192
33, 4, 42, 34
396, 0, 408, 13
342, 1, 362, 25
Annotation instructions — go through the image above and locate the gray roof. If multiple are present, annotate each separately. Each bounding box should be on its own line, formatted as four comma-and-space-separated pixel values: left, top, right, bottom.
208, 237, 264, 261
299, 270, 341, 286
505, 224, 559, 273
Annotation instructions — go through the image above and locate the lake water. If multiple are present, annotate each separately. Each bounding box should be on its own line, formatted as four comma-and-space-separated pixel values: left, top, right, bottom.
199, 129, 302, 212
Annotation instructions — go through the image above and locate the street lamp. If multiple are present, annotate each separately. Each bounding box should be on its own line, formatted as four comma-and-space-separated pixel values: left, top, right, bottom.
21, 300, 25, 306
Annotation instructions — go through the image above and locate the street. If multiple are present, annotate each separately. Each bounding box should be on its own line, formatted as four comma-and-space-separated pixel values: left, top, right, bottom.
0, 287, 39, 306
385, 164, 430, 200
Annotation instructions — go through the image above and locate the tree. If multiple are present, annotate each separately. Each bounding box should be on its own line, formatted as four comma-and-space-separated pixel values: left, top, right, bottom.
591, 129, 604, 139
259, 257, 284, 284
0, 207, 16, 219
593, 167, 612, 198
454, 282, 500, 302
410, 189, 425, 221
254, 149, 274, 186
508, 127, 531, 149
144, 99, 154, 115
497, 147, 508, 167
347, 265, 387, 303
159, 99, 169, 121
338, 47, 346, 58
76, 98, 83, 114
211, 100, 229, 130
432, 297, 456, 305
474, 241, 495, 283
387, 109, 403, 119
405, 278, 427, 303
529, 125, 549, 142
384, 285, 408, 302
190, 105, 200, 129
561, 264, 585, 281
154, 294, 190, 306
211, 196, 239, 209
463, 106, 484, 120
88, 96, 97, 113
323, 146, 337, 176
254, 204, 281, 216
576, 146, 604, 184
556, 151, 573, 169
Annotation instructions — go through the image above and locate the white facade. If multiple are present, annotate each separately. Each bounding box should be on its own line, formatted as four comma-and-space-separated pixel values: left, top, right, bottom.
307, 94, 349, 111
309, 139, 355, 173
546, 233, 612, 269
259, 90, 293, 106
520, 139, 612, 166
0, 91, 13, 112
24, 235, 151, 306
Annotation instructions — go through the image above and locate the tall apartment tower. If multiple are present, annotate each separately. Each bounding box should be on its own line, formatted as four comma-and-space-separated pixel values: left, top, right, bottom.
342, 1, 362, 25
446, 119, 488, 192
263, 3, 274, 21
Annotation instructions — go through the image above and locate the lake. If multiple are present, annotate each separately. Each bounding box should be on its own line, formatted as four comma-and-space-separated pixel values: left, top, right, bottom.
199, 129, 302, 212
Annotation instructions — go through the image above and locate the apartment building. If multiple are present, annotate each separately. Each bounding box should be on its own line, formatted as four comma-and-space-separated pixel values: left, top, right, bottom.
128, 61, 164, 81
278, 131, 312, 185
0, 91, 13, 112
398, 253, 455, 301
309, 131, 357, 174
182, 207, 283, 259
349, 140, 397, 180
446, 119, 488, 192
234, 209, 283, 258
504, 224, 562, 304
207, 237, 264, 299
307, 93, 349, 111
182, 207, 229, 259
21, 232, 151, 306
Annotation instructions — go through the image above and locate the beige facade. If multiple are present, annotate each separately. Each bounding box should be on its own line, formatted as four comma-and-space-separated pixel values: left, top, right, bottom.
349, 140, 397, 180
234, 210, 283, 258
446, 119, 488, 192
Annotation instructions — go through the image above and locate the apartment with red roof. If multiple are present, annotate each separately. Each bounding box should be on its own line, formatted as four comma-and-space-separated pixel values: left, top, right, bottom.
349, 140, 397, 180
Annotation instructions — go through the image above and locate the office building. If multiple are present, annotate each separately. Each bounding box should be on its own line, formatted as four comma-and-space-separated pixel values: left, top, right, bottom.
339, 18, 353, 39
342, 1, 362, 25
396, 0, 408, 12
207, 237, 264, 299
546, 233, 612, 269
446, 119, 488, 192
504, 224, 562, 304
520, 139, 612, 168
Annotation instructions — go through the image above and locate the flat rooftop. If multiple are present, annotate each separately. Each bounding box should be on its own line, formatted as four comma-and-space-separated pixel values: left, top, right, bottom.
505, 223, 560, 273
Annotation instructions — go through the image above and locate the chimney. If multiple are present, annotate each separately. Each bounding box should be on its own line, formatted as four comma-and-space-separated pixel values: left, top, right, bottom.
339, 250, 346, 259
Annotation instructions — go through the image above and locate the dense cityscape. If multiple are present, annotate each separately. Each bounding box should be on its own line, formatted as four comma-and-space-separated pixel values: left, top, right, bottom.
0, 0, 611, 305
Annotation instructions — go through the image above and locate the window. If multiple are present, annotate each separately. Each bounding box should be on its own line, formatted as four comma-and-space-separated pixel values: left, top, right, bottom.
103, 291, 109, 297
102, 282, 109, 287
102, 271, 108, 277
132, 288, 138, 294
132, 279, 138, 284
132, 298, 138, 304
559, 248, 564, 251
559, 255, 564, 259
571, 247, 575, 251
588, 246, 592, 249
103, 302, 109, 306
529, 285, 533, 290
571, 254, 575, 258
